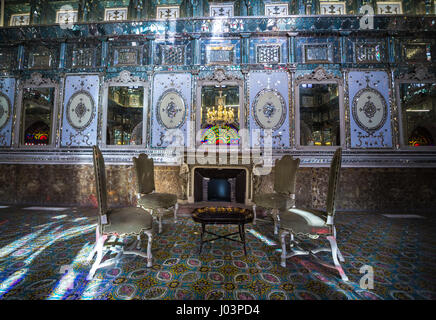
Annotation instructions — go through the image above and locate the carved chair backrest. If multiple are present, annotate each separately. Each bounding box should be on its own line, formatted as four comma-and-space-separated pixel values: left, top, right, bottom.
326, 148, 342, 217
273, 155, 300, 195
133, 153, 155, 195
92, 146, 109, 230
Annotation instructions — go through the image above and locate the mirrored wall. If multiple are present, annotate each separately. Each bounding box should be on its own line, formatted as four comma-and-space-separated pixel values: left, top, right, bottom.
21, 87, 55, 146
106, 86, 144, 146
400, 83, 436, 147
298, 83, 341, 147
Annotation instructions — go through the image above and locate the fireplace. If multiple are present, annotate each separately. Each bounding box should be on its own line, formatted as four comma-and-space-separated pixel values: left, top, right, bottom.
208, 179, 231, 202
194, 168, 246, 204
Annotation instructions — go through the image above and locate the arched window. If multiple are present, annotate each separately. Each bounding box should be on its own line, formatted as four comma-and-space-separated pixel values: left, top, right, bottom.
23, 120, 50, 146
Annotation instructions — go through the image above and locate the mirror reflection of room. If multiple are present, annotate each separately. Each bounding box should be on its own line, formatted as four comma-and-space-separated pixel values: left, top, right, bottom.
107, 86, 144, 146
400, 83, 436, 147
21, 87, 54, 146
299, 83, 340, 146
200, 85, 240, 145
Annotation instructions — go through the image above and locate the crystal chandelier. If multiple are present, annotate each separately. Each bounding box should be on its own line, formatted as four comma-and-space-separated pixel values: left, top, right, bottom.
206, 90, 235, 125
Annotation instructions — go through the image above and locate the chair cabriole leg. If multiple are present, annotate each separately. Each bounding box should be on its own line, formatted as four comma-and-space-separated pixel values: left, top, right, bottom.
332, 227, 345, 262
158, 213, 162, 234
174, 203, 179, 222
280, 230, 288, 268
272, 208, 279, 235
86, 227, 101, 262
327, 235, 349, 282
87, 230, 108, 281
145, 230, 153, 268
136, 234, 142, 250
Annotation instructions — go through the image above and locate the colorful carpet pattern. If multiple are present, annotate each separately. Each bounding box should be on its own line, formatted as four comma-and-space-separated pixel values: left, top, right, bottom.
0, 206, 435, 300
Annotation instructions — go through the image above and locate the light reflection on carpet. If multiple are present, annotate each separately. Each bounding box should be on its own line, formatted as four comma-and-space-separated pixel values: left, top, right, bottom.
0, 207, 434, 300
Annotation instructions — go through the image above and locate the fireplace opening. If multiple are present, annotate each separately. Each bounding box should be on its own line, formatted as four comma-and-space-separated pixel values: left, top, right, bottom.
194, 168, 246, 204
208, 179, 231, 202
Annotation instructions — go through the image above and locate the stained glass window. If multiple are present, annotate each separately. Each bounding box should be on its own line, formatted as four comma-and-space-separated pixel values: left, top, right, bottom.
201, 124, 240, 145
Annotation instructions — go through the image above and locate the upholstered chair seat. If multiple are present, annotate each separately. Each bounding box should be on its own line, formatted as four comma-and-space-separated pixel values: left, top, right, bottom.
279, 148, 349, 282
103, 207, 153, 235
279, 208, 330, 235
253, 193, 295, 211
137, 193, 178, 210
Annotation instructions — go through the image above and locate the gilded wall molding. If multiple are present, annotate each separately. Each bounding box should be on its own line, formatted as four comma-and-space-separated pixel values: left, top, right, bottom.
24, 72, 57, 87
296, 67, 342, 84
199, 68, 243, 84
106, 70, 147, 85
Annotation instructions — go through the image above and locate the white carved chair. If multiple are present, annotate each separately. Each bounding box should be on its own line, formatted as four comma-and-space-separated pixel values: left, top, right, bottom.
133, 154, 178, 234
252, 155, 300, 235
86, 146, 153, 280
279, 148, 349, 282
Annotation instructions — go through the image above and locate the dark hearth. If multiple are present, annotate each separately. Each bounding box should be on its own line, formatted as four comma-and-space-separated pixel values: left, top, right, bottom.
208, 179, 231, 202
194, 168, 246, 203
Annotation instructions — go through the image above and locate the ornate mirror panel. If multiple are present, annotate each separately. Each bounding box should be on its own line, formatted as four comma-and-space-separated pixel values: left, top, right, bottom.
249, 71, 290, 149
350, 39, 387, 64
201, 39, 241, 66
200, 86, 240, 145
402, 42, 432, 63
0, 78, 16, 147
348, 71, 393, 148
399, 83, 436, 147
155, 40, 192, 66
25, 45, 58, 70
109, 40, 147, 67
107, 86, 144, 146
195, 69, 244, 148
298, 83, 340, 147
151, 73, 191, 148
303, 44, 333, 63
61, 75, 100, 147
21, 87, 55, 146
0, 46, 18, 71
66, 42, 101, 69
102, 71, 148, 148
249, 38, 287, 64
296, 38, 340, 64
